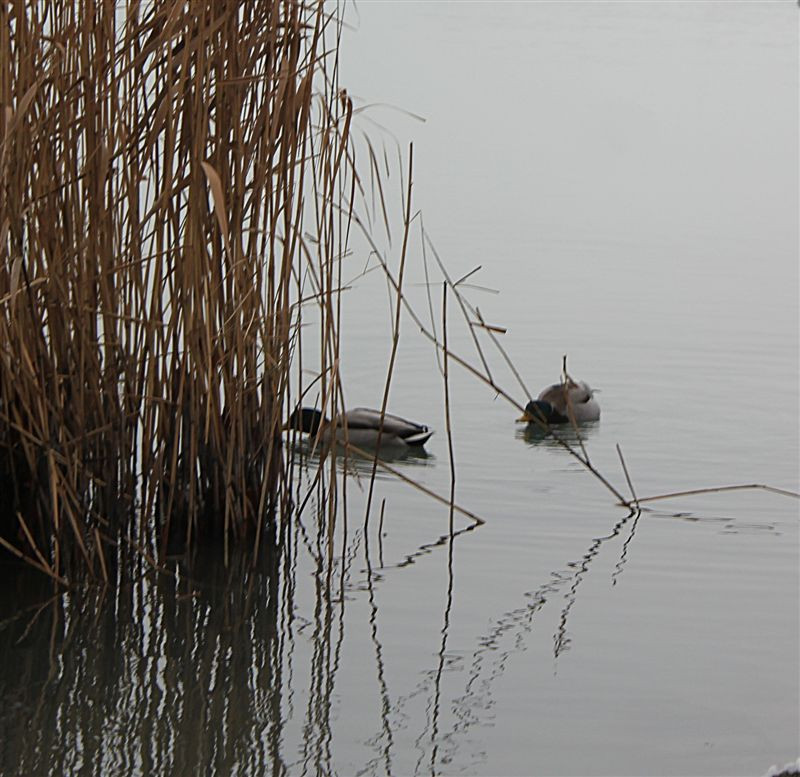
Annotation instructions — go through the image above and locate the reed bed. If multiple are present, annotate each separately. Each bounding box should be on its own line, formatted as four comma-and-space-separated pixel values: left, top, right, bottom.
0, 1, 355, 580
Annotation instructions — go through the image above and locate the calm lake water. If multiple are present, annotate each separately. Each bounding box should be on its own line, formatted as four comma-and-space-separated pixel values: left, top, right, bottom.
1, 3, 798, 776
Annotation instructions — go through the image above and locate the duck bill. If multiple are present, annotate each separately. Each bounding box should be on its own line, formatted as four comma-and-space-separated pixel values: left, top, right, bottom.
516, 411, 536, 423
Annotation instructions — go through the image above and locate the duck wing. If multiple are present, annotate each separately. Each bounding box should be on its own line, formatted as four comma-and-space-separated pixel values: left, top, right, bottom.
570, 382, 600, 421
536, 381, 599, 423
537, 383, 568, 416
344, 408, 433, 446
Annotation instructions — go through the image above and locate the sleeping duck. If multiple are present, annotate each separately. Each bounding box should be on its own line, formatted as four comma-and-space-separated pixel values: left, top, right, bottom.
286, 406, 434, 449
517, 379, 600, 426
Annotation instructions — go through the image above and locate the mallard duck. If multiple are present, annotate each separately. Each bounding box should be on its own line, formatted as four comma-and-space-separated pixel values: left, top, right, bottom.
517, 379, 600, 425
286, 406, 434, 449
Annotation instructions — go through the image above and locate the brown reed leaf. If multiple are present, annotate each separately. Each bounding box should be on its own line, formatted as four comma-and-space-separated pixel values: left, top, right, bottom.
200, 160, 232, 259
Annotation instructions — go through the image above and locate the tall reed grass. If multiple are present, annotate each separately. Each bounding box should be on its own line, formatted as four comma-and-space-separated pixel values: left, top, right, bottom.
0, 1, 355, 580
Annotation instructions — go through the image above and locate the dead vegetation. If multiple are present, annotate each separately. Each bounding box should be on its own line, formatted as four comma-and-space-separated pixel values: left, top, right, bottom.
0, 1, 356, 580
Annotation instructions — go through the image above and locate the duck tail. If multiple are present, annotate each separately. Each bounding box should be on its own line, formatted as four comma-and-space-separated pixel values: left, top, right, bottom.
403, 428, 434, 447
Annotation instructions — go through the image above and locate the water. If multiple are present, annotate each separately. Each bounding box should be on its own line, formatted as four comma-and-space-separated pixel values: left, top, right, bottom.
1, 3, 797, 775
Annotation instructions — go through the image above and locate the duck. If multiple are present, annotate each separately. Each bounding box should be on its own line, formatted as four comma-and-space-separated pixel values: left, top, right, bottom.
517, 379, 600, 425
286, 406, 434, 449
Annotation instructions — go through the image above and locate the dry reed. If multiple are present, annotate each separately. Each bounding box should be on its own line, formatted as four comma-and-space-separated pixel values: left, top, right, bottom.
0, 1, 357, 580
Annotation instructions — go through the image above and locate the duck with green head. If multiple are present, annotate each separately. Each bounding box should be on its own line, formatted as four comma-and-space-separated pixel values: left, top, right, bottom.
286, 406, 434, 449
517, 378, 600, 426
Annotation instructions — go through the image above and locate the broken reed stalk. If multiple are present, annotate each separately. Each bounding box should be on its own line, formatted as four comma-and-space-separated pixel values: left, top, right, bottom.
616, 444, 639, 509
0, 2, 357, 581
419, 218, 443, 376
472, 304, 531, 401
345, 443, 484, 527
421, 228, 530, 400
429, 239, 494, 384
624, 483, 800, 506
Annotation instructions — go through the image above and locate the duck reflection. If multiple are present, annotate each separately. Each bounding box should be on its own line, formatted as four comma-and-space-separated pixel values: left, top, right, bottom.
289, 437, 435, 480
516, 419, 600, 449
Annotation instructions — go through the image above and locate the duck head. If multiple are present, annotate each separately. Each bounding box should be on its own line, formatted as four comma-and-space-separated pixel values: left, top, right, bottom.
286, 407, 325, 435
517, 399, 564, 426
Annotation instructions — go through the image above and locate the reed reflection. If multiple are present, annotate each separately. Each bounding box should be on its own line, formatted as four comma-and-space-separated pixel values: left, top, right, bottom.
361, 526, 395, 776
372, 507, 645, 773
0, 495, 645, 777
425, 518, 456, 777
0, 533, 305, 777
298, 536, 339, 776
553, 509, 640, 657
357, 501, 473, 776
357, 494, 474, 776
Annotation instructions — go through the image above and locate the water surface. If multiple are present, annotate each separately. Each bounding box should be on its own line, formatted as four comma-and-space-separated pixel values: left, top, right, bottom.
1, 3, 797, 776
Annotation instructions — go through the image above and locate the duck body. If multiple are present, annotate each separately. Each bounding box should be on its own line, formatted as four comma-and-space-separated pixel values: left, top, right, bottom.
519, 380, 600, 425
287, 407, 434, 449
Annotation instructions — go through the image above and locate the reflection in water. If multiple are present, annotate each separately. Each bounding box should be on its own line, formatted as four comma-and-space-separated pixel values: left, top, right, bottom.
642, 505, 779, 535
553, 509, 640, 657
613, 508, 644, 586
357, 507, 644, 773
289, 439, 435, 482
361, 530, 395, 776
0, 543, 290, 776
353, 495, 779, 772
387, 522, 480, 572
4, 481, 763, 774
0, 488, 370, 777
516, 420, 600, 451
423, 517, 456, 777
360, 506, 469, 777
4, 473, 773, 775
443, 508, 643, 769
